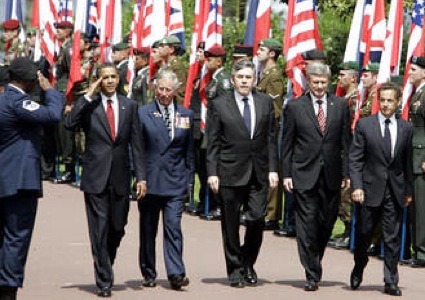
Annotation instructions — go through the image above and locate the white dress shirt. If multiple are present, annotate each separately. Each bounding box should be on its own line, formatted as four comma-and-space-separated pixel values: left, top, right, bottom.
234, 91, 256, 139
156, 100, 175, 140
378, 112, 397, 159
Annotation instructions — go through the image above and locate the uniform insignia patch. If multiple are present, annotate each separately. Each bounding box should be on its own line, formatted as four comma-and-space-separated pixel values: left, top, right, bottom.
268, 93, 279, 99
22, 100, 40, 111
222, 79, 231, 90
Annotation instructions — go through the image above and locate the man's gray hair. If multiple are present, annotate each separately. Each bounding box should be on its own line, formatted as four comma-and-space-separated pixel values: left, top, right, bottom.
306, 62, 331, 79
157, 70, 180, 90
231, 59, 256, 77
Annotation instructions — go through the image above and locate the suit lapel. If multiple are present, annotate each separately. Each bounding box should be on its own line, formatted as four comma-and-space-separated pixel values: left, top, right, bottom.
324, 95, 335, 137
227, 95, 249, 136
303, 96, 322, 134
93, 96, 114, 141
148, 102, 171, 146
253, 94, 263, 137
116, 96, 126, 141
393, 119, 403, 162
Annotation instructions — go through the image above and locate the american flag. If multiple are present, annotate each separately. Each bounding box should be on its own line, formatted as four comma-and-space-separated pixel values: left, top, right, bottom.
283, 0, 322, 99
244, 0, 271, 58
126, 0, 143, 97
36, 0, 58, 66
86, 0, 99, 39
200, 0, 222, 131
57, 0, 73, 22
166, 0, 186, 50
372, 0, 403, 114
99, 0, 122, 63
401, 0, 425, 120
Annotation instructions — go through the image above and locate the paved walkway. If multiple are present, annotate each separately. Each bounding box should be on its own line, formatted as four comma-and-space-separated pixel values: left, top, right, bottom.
18, 182, 424, 299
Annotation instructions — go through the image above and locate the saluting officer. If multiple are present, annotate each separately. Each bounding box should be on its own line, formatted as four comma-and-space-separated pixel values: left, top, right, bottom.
0, 57, 65, 299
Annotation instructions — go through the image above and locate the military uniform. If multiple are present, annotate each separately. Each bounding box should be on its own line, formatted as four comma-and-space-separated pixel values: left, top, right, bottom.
54, 39, 76, 182
256, 65, 285, 226
166, 57, 187, 105
131, 66, 149, 107
205, 67, 232, 101
360, 87, 375, 118
116, 59, 129, 96
409, 83, 425, 262
3, 40, 26, 66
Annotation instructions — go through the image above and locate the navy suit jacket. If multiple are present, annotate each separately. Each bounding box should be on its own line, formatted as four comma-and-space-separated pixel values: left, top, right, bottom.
349, 114, 413, 207
138, 101, 194, 197
0, 85, 64, 198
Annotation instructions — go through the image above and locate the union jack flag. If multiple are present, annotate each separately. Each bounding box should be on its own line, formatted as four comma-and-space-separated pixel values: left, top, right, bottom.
58, 0, 73, 22
401, 0, 425, 120
166, 0, 186, 50
284, 0, 322, 99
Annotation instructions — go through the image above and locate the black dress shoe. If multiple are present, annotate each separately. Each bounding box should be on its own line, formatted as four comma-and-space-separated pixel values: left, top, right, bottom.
229, 270, 245, 288
0, 286, 17, 300
264, 220, 278, 230
410, 258, 425, 268
329, 237, 350, 250
97, 287, 111, 298
274, 227, 296, 237
169, 274, 189, 290
142, 277, 156, 287
243, 266, 258, 285
350, 267, 363, 290
304, 280, 318, 291
384, 283, 402, 296
367, 244, 379, 256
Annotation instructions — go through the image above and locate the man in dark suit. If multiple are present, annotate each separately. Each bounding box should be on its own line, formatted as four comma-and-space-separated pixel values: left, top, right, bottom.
349, 82, 413, 296
0, 57, 64, 299
207, 60, 278, 288
282, 62, 350, 291
65, 63, 146, 298
137, 70, 194, 290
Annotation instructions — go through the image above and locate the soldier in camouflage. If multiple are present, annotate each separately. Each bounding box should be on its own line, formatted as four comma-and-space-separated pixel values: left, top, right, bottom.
329, 61, 359, 250
111, 42, 130, 96
256, 38, 286, 230
360, 63, 379, 118
1, 19, 26, 66
158, 35, 187, 105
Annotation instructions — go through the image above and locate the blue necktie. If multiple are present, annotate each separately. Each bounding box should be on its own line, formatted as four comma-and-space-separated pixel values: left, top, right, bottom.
384, 119, 391, 162
242, 97, 251, 136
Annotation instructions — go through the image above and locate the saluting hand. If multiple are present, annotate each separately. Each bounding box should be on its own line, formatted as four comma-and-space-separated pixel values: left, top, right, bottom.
86, 77, 103, 98
37, 71, 52, 91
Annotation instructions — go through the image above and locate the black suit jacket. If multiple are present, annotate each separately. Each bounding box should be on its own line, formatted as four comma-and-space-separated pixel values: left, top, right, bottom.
282, 93, 350, 190
349, 114, 413, 207
206, 91, 278, 187
65, 93, 145, 195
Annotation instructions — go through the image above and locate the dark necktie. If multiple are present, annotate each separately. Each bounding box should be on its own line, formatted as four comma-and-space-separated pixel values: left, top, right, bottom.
164, 106, 172, 139
384, 118, 391, 162
106, 99, 116, 141
317, 99, 326, 134
242, 97, 251, 136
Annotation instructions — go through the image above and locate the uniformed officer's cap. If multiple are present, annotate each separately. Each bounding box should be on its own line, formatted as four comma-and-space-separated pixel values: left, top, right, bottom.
362, 62, 380, 73
134, 47, 150, 56
258, 39, 282, 51
112, 42, 129, 51
8, 57, 38, 82
2, 19, 20, 30
152, 40, 160, 48
197, 41, 205, 50
232, 44, 253, 58
55, 21, 74, 30
204, 46, 226, 58
338, 61, 359, 71
26, 27, 37, 36
159, 35, 181, 46
302, 49, 326, 61
411, 56, 425, 69
0, 66, 10, 86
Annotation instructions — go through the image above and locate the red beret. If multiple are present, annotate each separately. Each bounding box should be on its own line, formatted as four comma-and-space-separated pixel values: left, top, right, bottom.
2, 19, 20, 30
55, 21, 74, 30
204, 46, 226, 57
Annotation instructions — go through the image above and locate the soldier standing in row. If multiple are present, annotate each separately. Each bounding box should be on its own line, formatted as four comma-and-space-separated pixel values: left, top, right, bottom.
256, 38, 286, 230
158, 35, 187, 105
111, 42, 130, 96
1, 19, 26, 66
131, 47, 150, 107
200, 46, 233, 219
360, 63, 379, 118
